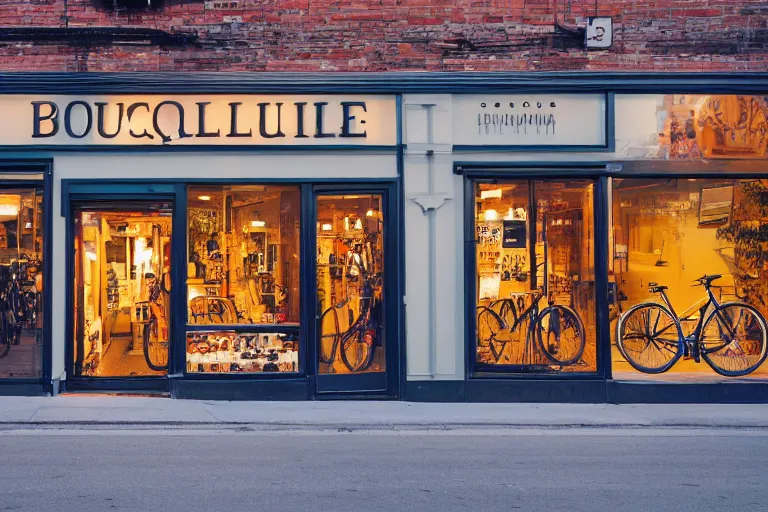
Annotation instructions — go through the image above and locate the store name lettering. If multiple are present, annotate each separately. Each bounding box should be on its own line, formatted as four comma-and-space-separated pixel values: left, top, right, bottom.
30, 100, 369, 143
477, 101, 557, 137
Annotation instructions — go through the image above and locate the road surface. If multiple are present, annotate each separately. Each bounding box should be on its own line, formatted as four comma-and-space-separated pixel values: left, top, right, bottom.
2, 428, 766, 512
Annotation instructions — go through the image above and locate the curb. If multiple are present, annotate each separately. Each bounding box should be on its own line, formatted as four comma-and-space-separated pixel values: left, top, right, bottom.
2, 421, 768, 431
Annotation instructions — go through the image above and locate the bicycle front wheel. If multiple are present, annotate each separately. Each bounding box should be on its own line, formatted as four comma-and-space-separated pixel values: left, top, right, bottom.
143, 318, 168, 372
477, 306, 506, 362
318, 307, 340, 365
535, 305, 585, 366
701, 302, 768, 377
618, 303, 682, 373
340, 328, 375, 372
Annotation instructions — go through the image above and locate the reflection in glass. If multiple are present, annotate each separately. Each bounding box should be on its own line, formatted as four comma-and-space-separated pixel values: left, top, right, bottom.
611, 178, 768, 380
317, 195, 385, 374
0, 188, 44, 379
73, 205, 171, 377
186, 331, 298, 373
474, 181, 597, 373
187, 186, 300, 326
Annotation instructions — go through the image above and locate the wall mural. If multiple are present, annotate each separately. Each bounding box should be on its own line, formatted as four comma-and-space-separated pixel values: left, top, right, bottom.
659, 95, 768, 160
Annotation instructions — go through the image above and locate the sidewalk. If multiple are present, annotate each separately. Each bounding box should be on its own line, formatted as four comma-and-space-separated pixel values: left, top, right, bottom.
2, 395, 768, 430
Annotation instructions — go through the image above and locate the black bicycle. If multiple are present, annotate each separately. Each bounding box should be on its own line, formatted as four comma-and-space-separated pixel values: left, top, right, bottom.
318, 278, 381, 372
0, 264, 37, 360
617, 274, 768, 376
476, 288, 586, 366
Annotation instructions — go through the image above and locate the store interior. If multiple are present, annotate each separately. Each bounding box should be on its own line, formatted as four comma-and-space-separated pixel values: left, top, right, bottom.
74, 205, 171, 377
316, 195, 385, 374
186, 185, 300, 374
0, 188, 44, 379
475, 180, 597, 373
611, 178, 768, 382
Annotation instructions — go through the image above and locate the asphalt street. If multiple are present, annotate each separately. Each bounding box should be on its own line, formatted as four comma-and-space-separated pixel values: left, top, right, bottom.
2, 429, 767, 512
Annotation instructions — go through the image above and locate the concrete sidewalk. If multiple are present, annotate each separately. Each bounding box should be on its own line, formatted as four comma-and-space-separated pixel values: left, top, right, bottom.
1, 395, 768, 429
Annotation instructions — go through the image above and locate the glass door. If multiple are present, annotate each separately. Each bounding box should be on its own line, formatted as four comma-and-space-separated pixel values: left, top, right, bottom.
73, 201, 172, 379
315, 192, 389, 393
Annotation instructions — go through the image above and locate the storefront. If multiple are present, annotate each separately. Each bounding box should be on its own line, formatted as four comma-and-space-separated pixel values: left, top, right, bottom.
400, 77, 768, 403
1, 73, 767, 402
0, 87, 403, 399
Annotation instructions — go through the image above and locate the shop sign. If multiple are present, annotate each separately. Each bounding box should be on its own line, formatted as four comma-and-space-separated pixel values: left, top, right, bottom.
0, 95, 397, 146
452, 94, 607, 147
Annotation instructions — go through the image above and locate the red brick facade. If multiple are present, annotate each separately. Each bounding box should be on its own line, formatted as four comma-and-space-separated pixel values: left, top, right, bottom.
0, 0, 766, 72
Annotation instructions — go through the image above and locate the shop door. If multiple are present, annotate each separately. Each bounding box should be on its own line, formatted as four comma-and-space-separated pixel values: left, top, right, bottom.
72, 200, 173, 387
314, 190, 393, 394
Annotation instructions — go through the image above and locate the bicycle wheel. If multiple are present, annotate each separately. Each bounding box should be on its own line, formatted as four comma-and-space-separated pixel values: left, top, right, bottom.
535, 305, 585, 366
318, 307, 340, 365
617, 303, 683, 374
143, 318, 168, 371
477, 306, 506, 362
340, 325, 375, 372
701, 302, 768, 377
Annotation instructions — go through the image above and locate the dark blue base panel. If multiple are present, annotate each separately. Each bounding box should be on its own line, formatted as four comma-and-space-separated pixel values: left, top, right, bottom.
0, 381, 51, 396
607, 380, 768, 404
171, 378, 310, 401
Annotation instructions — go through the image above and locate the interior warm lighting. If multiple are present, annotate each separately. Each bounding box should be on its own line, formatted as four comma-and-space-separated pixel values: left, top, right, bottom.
321, 223, 332, 231
0, 204, 18, 216
480, 189, 502, 200
354, 218, 363, 230
133, 237, 153, 265
251, 220, 266, 228
24, 222, 32, 229
484, 209, 498, 221
198, 195, 211, 201
366, 209, 375, 217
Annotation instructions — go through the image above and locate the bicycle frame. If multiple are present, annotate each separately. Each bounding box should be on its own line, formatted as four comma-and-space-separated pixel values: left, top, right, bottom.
653, 284, 735, 361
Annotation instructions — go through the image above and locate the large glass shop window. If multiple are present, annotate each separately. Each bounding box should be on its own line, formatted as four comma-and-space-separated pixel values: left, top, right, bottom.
73, 204, 172, 377
0, 188, 44, 378
186, 186, 300, 374
475, 180, 597, 373
611, 179, 768, 380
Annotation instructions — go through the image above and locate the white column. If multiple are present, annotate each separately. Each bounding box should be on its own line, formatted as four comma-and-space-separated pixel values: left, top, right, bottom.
403, 95, 463, 381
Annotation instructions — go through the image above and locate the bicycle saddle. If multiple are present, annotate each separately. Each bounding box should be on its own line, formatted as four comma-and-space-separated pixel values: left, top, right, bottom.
694, 274, 722, 287
648, 282, 668, 293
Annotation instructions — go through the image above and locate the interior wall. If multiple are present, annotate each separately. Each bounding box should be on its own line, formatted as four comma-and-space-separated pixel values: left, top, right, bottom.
50, 152, 397, 382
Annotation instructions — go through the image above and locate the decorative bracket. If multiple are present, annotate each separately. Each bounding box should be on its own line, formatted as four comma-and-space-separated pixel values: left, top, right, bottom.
409, 194, 452, 214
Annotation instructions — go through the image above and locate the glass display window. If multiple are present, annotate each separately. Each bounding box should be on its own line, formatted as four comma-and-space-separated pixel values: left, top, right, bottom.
611, 178, 768, 381
0, 187, 45, 379
186, 185, 301, 374
474, 180, 597, 374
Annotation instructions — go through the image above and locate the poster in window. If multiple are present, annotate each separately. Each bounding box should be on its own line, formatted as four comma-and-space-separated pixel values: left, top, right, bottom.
502, 220, 527, 248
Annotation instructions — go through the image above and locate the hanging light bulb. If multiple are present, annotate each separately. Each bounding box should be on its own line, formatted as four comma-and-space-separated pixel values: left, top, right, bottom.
354, 218, 363, 230
366, 209, 375, 217
484, 209, 498, 221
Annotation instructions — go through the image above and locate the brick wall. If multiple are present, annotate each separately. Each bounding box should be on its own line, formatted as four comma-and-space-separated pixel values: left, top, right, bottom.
0, 0, 766, 72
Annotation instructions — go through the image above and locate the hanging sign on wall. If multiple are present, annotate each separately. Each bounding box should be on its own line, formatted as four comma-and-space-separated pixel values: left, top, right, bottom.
0, 95, 398, 146
452, 94, 607, 147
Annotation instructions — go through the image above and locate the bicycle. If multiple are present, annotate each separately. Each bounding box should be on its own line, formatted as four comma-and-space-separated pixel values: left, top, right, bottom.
0, 262, 37, 360
476, 288, 586, 366
141, 301, 169, 371
617, 274, 768, 376
318, 277, 381, 373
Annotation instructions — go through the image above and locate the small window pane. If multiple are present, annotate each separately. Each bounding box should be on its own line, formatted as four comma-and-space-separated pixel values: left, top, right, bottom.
187, 185, 300, 326
186, 331, 298, 373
